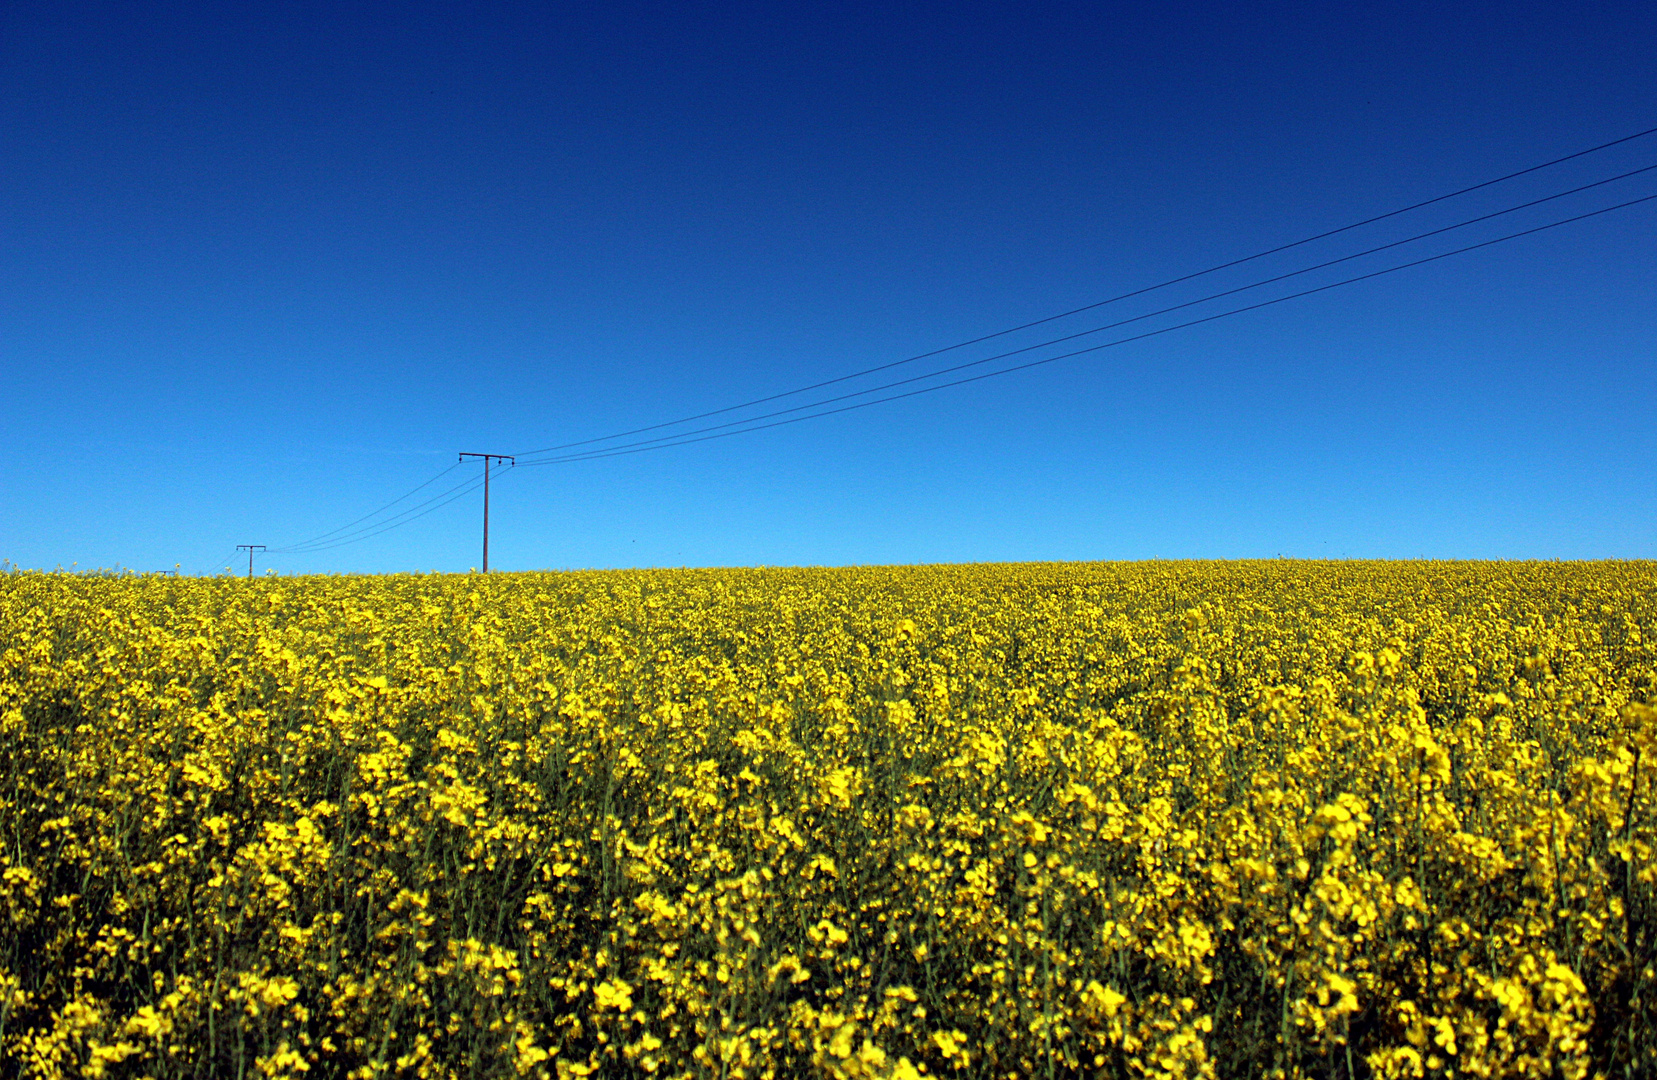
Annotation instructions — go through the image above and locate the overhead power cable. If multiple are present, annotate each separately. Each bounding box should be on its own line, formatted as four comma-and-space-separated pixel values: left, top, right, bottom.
252, 185, 1652, 558
278, 472, 496, 554
273, 468, 491, 554
517, 180, 1657, 466
202, 547, 244, 577
515, 192, 1656, 467
269, 461, 461, 553
515, 166, 1656, 463
236, 127, 1656, 562
513, 123, 1657, 459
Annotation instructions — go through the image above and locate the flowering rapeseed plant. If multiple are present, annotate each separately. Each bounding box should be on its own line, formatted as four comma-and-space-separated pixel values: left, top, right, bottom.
0, 561, 1653, 1078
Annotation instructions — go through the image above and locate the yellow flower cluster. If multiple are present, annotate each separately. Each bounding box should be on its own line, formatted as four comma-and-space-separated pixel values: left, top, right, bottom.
1, 561, 1653, 1079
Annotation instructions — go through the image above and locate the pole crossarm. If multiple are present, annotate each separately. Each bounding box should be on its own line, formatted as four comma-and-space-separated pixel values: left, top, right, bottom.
235, 545, 267, 580
458, 453, 515, 573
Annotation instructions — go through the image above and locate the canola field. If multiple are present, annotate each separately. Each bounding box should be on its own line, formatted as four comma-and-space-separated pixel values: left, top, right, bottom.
1, 561, 1654, 1080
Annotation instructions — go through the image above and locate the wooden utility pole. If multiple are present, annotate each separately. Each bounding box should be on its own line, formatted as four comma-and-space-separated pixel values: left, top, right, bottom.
458, 453, 515, 572
236, 545, 266, 580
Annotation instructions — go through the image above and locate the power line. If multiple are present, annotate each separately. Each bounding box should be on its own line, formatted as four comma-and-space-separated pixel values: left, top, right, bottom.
268, 455, 518, 558
275, 473, 495, 554
517, 183, 1657, 466
270, 461, 461, 552
311, 473, 495, 554
516, 192, 1657, 467
233, 129, 1657, 563
513, 123, 1657, 459
203, 547, 244, 576
230, 189, 1651, 560
517, 166, 1656, 463
272, 469, 489, 554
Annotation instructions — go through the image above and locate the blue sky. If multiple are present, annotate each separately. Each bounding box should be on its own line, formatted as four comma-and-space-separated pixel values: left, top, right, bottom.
4, 1, 1654, 573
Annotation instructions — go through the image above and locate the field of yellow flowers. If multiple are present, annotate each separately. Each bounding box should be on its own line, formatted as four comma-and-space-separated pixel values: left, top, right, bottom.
1, 561, 1654, 1080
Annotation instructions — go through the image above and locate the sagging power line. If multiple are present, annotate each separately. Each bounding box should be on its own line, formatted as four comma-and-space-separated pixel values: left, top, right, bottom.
513, 124, 1657, 460
245, 125, 1657, 566
514, 190, 1657, 467
269, 469, 487, 555
271, 462, 462, 553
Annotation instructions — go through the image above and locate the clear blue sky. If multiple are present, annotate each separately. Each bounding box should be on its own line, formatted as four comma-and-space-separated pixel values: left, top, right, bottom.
4, 1, 1654, 573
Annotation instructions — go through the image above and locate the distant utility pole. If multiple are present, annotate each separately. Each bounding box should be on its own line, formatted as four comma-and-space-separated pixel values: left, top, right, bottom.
236, 544, 266, 580
458, 453, 515, 573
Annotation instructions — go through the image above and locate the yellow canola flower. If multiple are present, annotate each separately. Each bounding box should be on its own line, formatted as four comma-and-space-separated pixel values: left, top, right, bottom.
593, 979, 633, 1010
0, 560, 1653, 1079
